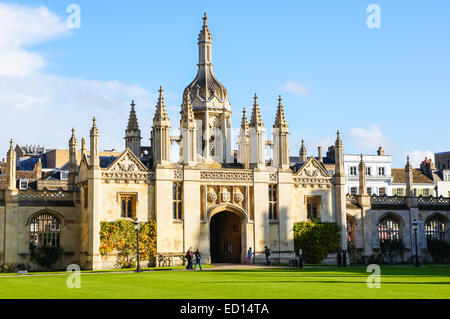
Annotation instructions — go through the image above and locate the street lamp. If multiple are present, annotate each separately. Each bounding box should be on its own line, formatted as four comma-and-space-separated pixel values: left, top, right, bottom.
412, 220, 420, 267
134, 218, 142, 273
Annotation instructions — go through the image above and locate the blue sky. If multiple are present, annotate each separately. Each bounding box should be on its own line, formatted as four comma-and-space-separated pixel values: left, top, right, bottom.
0, 0, 449, 167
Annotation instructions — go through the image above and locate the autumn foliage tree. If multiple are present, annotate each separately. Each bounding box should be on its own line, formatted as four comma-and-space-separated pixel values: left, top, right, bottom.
99, 219, 157, 268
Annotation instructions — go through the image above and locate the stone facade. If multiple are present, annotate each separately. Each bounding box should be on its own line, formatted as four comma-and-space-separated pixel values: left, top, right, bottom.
1, 14, 449, 270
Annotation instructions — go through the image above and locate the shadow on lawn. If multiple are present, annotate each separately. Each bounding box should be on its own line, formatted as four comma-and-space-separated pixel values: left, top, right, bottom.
200, 280, 450, 285
207, 267, 450, 277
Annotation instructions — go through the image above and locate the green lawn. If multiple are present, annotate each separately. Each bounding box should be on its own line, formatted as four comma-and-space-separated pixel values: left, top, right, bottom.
0, 266, 449, 299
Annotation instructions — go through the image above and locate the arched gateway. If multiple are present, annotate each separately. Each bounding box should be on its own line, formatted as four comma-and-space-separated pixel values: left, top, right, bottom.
208, 205, 247, 263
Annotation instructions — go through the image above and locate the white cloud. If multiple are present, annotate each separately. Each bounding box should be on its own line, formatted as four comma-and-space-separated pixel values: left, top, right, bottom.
0, 3, 159, 154
280, 81, 309, 96
348, 125, 397, 153
0, 3, 70, 76
406, 150, 435, 168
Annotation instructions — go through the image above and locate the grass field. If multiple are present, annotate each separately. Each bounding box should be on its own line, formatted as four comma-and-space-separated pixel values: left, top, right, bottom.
0, 266, 449, 299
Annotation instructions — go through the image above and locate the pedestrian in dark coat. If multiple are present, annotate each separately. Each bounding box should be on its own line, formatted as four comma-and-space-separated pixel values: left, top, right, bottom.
194, 249, 202, 270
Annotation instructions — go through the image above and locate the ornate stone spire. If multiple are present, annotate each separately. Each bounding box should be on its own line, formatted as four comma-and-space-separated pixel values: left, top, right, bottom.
153, 86, 169, 124
127, 100, 140, 130
250, 94, 264, 127
183, 13, 230, 108
240, 108, 249, 131
358, 154, 367, 196
68, 128, 78, 190
6, 139, 16, 190
335, 130, 343, 148
198, 12, 212, 55
90, 117, 99, 137
299, 139, 307, 162
125, 100, 142, 157
90, 117, 100, 169
273, 95, 288, 128
181, 89, 195, 126
81, 137, 86, 155
69, 128, 77, 146
152, 86, 171, 166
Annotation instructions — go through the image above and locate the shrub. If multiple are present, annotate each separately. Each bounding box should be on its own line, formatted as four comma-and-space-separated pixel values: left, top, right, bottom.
293, 221, 341, 264
1, 263, 18, 273
427, 238, 450, 263
99, 219, 157, 268
380, 239, 404, 264
30, 246, 63, 270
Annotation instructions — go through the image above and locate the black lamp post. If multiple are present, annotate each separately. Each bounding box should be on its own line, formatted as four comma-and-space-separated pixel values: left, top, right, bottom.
412, 220, 420, 267
134, 218, 142, 273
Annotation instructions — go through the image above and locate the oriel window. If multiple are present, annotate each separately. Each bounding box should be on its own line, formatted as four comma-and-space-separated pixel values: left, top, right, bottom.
173, 182, 183, 220
268, 184, 278, 220
120, 194, 136, 219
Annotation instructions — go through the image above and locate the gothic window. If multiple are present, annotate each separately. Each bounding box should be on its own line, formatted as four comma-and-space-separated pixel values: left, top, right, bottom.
425, 215, 447, 241
379, 187, 386, 196
306, 196, 321, 220
367, 187, 372, 196
423, 188, 430, 197
173, 182, 183, 220
350, 187, 357, 195
350, 167, 357, 176
268, 184, 277, 220
366, 167, 371, 176
29, 213, 61, 247
378, 167, 385, 176
346, 215, 356, 244
120, 194, 136, 219
396, 188, 405, 196
378, 215, 401, 242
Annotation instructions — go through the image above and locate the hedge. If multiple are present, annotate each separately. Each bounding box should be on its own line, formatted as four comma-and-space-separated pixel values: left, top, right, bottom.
293, 221, 341, 263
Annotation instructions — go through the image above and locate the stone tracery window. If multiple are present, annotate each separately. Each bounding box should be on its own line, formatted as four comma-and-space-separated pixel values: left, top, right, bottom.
306, 196, 321, 220
425, 214, 447, 241
378, 214, 401, 242
120, 194, 136, 219
29, 212, 61, 247
268, 184, 278, 220
173, 182, 183, 220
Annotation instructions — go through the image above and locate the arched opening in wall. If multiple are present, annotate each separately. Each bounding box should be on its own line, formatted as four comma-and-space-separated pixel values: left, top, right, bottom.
210, 211, 242, 263
378, 214, 401, 243
425, 214, 448, 242
29, 212, 61, 247
346, 214, 357, 263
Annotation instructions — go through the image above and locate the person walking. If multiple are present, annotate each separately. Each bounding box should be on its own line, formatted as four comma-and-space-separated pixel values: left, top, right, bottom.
264, 246, 272, 265
194, 249, 202, 270
186, 247, 194, 270
247, 247, 253, 264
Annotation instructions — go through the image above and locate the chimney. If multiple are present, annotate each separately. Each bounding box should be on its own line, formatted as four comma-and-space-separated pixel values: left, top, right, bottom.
318, 146, 323, 163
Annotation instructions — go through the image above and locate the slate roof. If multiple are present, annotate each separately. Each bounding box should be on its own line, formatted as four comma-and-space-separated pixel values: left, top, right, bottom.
391, 168, 434, 184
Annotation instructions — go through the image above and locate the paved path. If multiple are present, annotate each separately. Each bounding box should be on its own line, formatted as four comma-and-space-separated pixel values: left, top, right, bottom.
204, 263, 289, 270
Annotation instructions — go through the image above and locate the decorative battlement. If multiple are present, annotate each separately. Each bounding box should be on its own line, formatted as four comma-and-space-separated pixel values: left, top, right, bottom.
346, 194, 450, 210
370, 194, 407, 206
417, 195, 450, 209
18, 187, 75, 207
200, 170, 252, 183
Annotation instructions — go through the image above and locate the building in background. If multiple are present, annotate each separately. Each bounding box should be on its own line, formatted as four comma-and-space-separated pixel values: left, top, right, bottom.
344, 146, 392, 196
